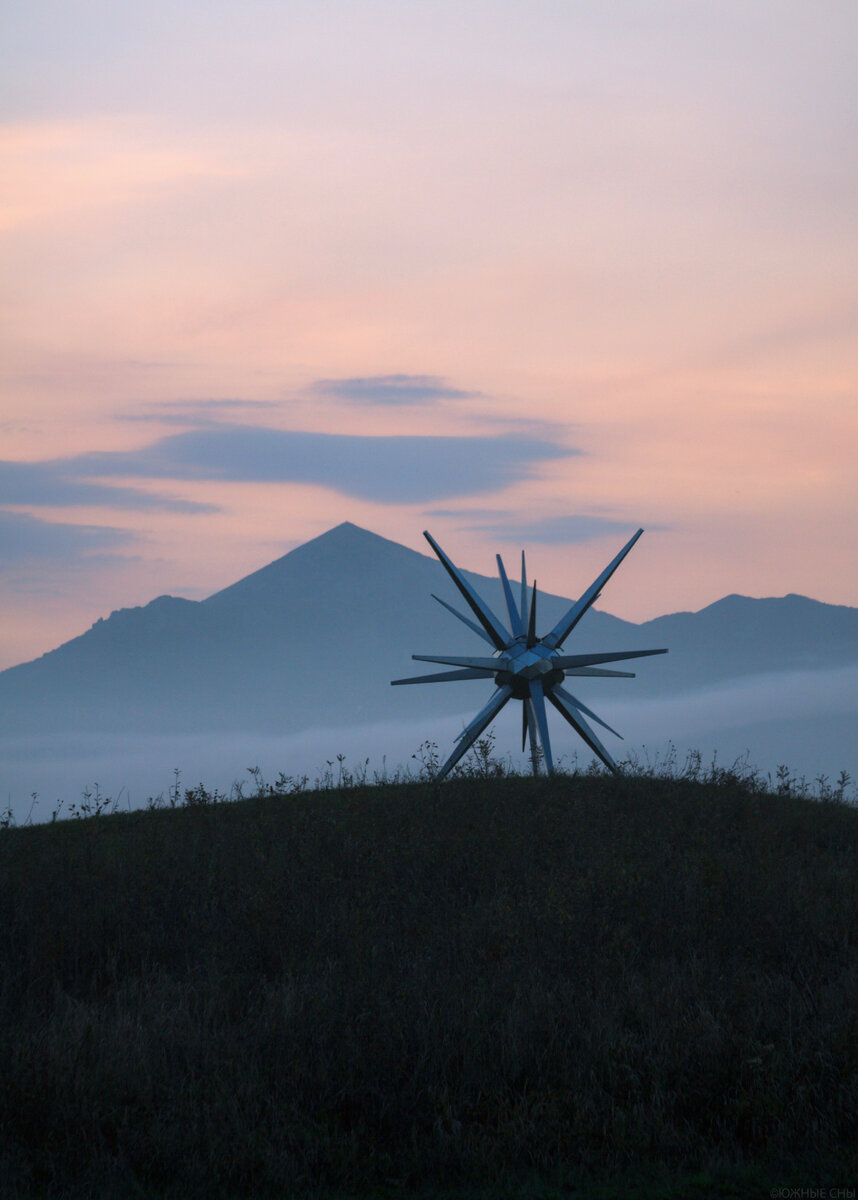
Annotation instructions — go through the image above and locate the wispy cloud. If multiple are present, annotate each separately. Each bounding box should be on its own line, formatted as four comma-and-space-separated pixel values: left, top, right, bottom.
308, 375, 477, 405
0, 510, 134, 568
119, 399, 278, 426
0, 460, 216, 512
428, 512, 637, 544
4, 426, 577, 507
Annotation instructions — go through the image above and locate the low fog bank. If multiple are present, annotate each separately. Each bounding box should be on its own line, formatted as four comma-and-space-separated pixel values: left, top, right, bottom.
1, 713, 479, 825
598, 664, 858, 784
3, 665, 857, 825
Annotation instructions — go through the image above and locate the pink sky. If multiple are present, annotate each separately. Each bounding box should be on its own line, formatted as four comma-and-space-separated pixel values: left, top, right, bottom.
2, 2, 857, 671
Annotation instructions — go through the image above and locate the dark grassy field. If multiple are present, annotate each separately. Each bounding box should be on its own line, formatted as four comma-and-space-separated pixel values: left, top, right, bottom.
1, 759, 857, 1199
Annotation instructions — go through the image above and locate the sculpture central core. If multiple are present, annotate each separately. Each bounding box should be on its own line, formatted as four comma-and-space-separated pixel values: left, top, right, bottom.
494, 639, 563, 698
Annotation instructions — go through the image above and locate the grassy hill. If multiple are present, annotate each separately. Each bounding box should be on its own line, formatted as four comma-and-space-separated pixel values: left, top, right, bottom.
2, 759, 857, 1199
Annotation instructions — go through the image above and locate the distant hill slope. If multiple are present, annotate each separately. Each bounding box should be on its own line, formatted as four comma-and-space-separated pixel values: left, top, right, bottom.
1, 522, 856, 735
635, 591, 858, 692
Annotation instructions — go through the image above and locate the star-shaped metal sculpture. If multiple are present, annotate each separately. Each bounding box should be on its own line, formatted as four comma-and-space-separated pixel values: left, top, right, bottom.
392, 529, 668, 779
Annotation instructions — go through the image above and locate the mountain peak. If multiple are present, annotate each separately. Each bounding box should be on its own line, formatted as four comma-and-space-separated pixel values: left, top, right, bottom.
304, 521, 405, 550
203, 522, 432, 611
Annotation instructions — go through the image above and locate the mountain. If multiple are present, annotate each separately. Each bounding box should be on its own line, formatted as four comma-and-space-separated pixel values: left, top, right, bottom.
632, 591, 858, 693
1, 521, 857, 737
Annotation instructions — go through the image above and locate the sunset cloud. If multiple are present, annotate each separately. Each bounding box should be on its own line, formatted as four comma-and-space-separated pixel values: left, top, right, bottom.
0, 459, 215, 512
433, 513, 639, 545
0, 510, 133, 568
309, 375, 477, 405
119, 399, 278, 427
2, 426, 577, 509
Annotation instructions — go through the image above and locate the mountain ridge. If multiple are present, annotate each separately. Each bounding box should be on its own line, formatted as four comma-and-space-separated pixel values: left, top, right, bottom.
1, 522, 856, 735
23, 521, 850, 653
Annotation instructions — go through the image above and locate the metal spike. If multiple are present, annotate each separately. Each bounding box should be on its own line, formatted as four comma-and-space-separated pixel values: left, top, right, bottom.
455, 686, 513, 741
391, 668, 497, 686
527, 580, 538, 648
412, 653, 500, 669
496, 554, 522, 636
436, 688, 512, 779
543, 529, 644, 650
547, 689, 618, 773
554, 648, 667, 670
520, 551, 528, 630
524, 699, 540, 775
423, 531, 509, 649
528, 678, 554, 773
431, 594, 496, 647
554, 684, 623, 739
563, 667, 636, 678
